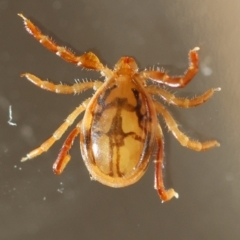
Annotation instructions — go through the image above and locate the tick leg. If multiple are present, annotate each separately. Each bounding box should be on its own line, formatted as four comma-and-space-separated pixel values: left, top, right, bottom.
21, 99, 90, 162
21, 73, 103, 94
18, 14, 112, 75
155, 126, 179, 202
154, 101, 220, 151
140, 47, 199, 88
146, 85, 221, 108
53, 123, 81, 174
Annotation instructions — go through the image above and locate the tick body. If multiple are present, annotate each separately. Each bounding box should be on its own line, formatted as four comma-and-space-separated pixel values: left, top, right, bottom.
81, 68, 157, 187
19, 14, 220, 202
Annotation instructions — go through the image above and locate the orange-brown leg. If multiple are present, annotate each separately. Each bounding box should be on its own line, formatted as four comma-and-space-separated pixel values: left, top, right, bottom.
53, 123, 81, 175
146, 85, 221, 108
154, 100, 220, 151
140, 47, 199, 88
21, 73, 103, 94
18, 14, 112, 76
154, 126, 179, 202
21, 99, 90, 162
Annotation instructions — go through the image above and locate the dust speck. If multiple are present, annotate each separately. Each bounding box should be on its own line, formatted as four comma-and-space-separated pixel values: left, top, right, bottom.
57, 188, 64, 194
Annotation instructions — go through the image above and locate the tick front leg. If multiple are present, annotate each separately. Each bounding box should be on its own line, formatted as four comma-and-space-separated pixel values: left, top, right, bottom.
18, 14, 110, 74
154, 101, 220, 151
140, 47, 199, 88
147, 85, 221, 108
53, 123, 81, 174
21, 73, 103, 94
154, 126, 179, 202
21, 98, 90, 162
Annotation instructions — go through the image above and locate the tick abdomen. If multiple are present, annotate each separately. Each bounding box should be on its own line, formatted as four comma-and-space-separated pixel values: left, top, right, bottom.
81, 76, 157, 187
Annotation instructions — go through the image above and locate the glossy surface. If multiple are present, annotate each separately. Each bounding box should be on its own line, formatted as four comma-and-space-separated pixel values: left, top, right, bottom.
18, 14, 219, 202
81, 67, 157, 187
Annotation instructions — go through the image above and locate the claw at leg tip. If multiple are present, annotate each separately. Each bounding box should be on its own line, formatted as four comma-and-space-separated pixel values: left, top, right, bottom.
18, 13, 25, 19
192, 47, 200, 51
174, 192, 179, 199
161, 191, 179, 203
21, 156, 28, 162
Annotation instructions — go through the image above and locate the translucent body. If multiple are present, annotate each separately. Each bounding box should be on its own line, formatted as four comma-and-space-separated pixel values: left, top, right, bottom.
81, 69, 158, 187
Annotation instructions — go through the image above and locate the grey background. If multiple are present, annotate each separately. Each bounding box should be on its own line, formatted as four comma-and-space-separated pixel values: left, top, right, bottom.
0, 0, 239, 239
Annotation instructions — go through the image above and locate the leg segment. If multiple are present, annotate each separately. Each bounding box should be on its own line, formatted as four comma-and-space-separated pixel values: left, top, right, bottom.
154, 126, 179, 202
53, 123, 81, 175
18, 14, 111, 74
21, 98, 90, 162
21, 73, 103, 94
146, 85, 221, 108
140, 47, 199, 88
154, 101, 220, 151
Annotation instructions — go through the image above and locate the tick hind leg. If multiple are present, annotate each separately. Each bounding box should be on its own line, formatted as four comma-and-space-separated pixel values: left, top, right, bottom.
146, 85, 221, 108
154, 101, 220, 151
53, 122, 81, 174
140, 47, 199, 88
154, 126, 179, 202
21, 73, 103, 94
21, 99, 90, 162
18, 14, 110, 73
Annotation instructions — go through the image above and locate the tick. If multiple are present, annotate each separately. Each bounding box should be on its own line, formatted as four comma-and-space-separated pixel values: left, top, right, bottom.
18, 14, 220, 202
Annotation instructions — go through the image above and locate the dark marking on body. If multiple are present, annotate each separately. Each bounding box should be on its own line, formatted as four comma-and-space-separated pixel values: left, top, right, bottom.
90, 83, 151, 177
